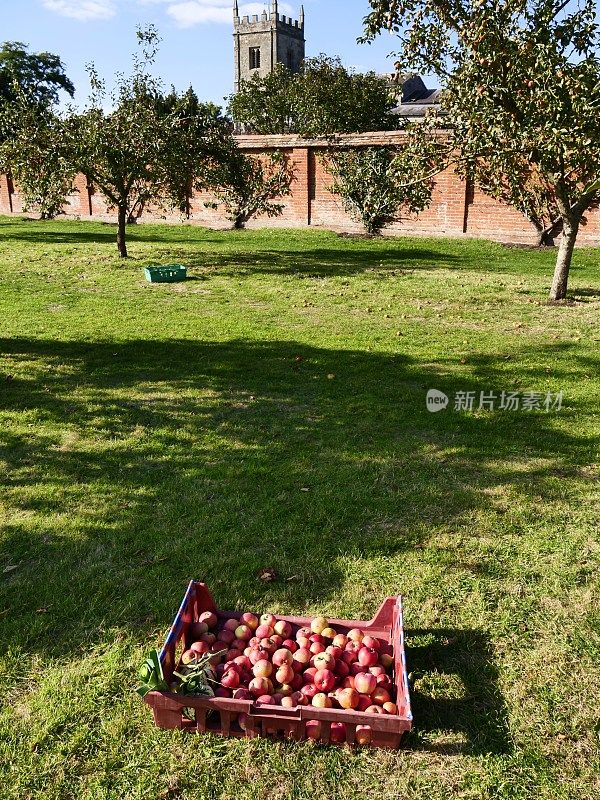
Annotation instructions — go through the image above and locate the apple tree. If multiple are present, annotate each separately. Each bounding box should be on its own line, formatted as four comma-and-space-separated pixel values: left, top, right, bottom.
204, 148, 292, 229
71, 28, 228, 257
362, 0, 600, 299
323, 139, 442, 235
0, 99, 75, 219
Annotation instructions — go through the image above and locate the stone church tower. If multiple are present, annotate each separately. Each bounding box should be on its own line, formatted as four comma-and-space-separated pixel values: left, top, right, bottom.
233, 1, 305, 93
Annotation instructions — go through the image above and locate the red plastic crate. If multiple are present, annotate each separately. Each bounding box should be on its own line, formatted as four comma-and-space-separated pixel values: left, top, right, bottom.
143, 581, 413, 748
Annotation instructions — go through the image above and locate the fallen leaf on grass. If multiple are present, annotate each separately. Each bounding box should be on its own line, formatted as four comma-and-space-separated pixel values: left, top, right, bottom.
257, 567, 278, 582
3, 565, 19, 574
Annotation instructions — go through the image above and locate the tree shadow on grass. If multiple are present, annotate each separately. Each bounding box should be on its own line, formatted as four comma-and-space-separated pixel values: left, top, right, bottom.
0, 336, 596, 754
404, 628, 512, 756
182, 247, 467, 278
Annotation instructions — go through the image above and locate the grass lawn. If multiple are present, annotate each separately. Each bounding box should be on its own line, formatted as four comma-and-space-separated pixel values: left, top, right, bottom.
0, 216, 598, 800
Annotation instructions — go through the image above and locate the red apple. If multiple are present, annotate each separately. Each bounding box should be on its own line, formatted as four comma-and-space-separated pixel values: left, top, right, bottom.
326, 645, 343, 660
201, 633, 216, 645
341, 650, 357, 666
255, 624, 274, 640
233, 655, 252, 670
371, 687, 391, 706
249, 677, 272, 697
198, 611, 218, 629
221, 669, 240, 689
240, 612, 259, 631
376, 674, 393, 690
296, 626, 311, 640
369, 666, 386, 676
270, 634, 284, 647
332, 634, 348, 649
233, 688, 252, 700
280, 695, 296, 709
296, 635, 310, 649
272, 648, 293, 667
362, 635, 380, 651
210, 641, 228, 654
334, 660, 350, 679
347, 628, 363, 642
181, 649, 198, 665
341, 676, 355, 689
282, 639, 298, 653
337, 687, 360, 709
306, 720, 321, 740
217, 629, 235, 645
358, 647, 379, 668
190, 621, 209, 639
190, 640, 209, 656
383, 702, 398, 715
260, 613, 276, 627
274, 620, 292, 638
252, 660, 273, 678
345, 640, 362, 655
310, 642, 326, 655
311, 616, 329, 635
290, 673, 304, 690
314, 669, 336, 692
235, 624, 253, 642
355, 724, 372, 745
350, 662, 364, 676
356, 695, 372, 712
313, 652, 335, 670
354, 672, 377, 695
312, 693, 332, 708
226, 648, 243, 662
365, 704, 385, 715
303, 667, 317, 683
256, 694, 275, 705
291, 690, 307, 706
223, 618, 240, 632
380, 653, 394, 670
329, 722, 346, 743
260, 638, 277, 655
275, 664, 295, 685
232, 638, 248, 651
309, 634, 325, 645
300, 683, 319, 700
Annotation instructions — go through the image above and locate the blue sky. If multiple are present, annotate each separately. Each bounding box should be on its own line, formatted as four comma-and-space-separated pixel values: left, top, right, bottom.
1, 1, 405, 109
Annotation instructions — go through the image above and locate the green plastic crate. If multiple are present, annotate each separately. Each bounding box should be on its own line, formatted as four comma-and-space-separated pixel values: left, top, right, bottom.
144, 264, 187, 283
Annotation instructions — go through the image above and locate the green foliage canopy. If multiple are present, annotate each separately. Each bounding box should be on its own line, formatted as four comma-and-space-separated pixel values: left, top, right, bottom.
229, 55, 399, 136
362, 0, 600, 299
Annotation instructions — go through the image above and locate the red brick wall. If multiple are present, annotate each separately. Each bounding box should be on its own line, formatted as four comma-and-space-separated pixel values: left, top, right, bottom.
1, 131, 599, 245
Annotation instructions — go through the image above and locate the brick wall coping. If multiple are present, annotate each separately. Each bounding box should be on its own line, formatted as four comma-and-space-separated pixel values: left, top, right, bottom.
233, 130, 451, 149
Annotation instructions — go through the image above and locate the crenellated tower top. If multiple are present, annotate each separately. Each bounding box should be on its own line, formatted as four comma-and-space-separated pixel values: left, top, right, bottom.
233, 2, 306, 92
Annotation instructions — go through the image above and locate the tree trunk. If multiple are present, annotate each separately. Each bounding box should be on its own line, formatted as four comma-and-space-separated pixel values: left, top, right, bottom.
117, 204, 128, 258
549, 214, 580, 300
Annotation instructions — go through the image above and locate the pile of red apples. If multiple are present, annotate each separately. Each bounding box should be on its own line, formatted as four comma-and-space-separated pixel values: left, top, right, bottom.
181, 611, 398, 744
